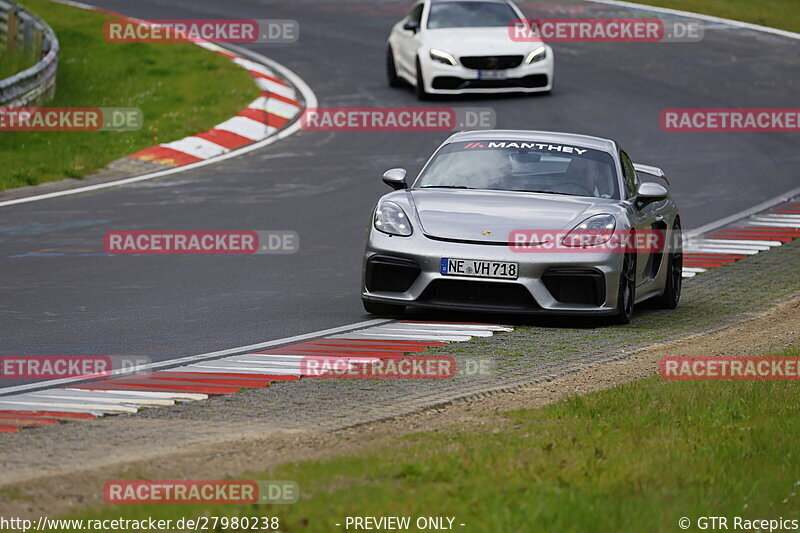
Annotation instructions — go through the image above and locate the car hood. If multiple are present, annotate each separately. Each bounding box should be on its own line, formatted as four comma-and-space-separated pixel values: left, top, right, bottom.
426, 28, 539, 56
409, 189, 608, 244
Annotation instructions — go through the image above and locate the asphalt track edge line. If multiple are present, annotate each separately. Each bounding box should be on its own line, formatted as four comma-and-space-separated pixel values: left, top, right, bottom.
685, 185, 800, 238
0, 6, 318, 209
0, 318, 390, 396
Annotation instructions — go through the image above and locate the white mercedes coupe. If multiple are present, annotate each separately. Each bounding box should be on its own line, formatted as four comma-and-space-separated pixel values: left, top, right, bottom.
386, 0, 554, 98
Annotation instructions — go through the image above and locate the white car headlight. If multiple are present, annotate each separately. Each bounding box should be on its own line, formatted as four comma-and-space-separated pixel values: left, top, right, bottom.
562, 214, 616, 247
430, 49, 458, 66
374, 201, 413, 236
525, 46, 547, 64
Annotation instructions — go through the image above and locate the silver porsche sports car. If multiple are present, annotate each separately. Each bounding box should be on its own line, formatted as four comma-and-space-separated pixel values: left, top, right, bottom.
361, 130, 682, 323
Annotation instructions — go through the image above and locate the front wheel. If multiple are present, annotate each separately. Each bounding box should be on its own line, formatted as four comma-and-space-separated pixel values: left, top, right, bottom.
386, 46, 401, 88
653, 221, 683, 309
611, 253, 636, 325
415, 58, 428, 100
363, 300, 405, 316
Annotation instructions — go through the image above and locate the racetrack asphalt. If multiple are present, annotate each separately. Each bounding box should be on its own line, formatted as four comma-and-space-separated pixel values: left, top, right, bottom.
0, 0, 798, 387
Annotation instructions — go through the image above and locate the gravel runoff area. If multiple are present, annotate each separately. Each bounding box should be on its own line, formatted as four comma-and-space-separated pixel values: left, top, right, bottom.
0, 235, 798, 516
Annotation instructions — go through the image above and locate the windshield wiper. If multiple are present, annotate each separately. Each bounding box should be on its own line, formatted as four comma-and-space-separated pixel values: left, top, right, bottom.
420, 185, 474, 189
517, 190, 583, 197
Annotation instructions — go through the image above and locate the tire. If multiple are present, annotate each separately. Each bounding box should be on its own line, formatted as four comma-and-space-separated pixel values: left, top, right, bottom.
386, 46, 401, 88
611, 253, 636, 325
414, 57, 428, 100
653, 220, 683, 309
363, 300, 405, 316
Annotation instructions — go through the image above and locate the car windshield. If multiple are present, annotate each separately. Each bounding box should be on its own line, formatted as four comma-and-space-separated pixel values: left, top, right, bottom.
416, 140, 620, 199
427, 1, 519, 29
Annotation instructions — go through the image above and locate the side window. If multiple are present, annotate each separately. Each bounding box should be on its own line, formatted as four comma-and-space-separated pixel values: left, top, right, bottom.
619, 151, 638, 199
408, 3, 424, 25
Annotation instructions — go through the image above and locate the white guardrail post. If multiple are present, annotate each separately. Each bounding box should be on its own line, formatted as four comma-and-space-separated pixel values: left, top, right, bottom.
0, 0, 59, 107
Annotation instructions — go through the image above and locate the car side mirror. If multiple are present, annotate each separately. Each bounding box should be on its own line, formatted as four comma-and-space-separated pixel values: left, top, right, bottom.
382, 168, 408, 190
403, 20, 420, 33
635, 182, 668, 207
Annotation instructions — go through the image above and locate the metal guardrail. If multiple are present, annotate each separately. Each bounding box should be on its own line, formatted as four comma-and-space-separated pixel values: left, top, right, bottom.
0, 0, 59, 107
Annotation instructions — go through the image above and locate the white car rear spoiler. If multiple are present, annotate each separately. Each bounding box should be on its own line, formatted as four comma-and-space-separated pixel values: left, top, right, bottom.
633, 163, 670, 185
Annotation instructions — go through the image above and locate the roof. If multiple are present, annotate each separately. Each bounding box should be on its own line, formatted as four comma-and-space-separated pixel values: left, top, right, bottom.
446, 130, 618, 153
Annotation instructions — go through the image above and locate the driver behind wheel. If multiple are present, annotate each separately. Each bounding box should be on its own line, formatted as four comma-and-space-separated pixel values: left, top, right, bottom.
563, 157, 614, 198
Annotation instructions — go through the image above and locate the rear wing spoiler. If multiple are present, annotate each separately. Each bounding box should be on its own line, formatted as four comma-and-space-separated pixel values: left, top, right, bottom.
633, 163, 670, 185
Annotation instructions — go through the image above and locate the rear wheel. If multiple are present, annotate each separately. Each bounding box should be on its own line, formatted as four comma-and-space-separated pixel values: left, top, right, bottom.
386, 46, 401, 88
363, 300, 405, 316
415, 57, 428, 100
612, 253, 636, 325
653, 220, 683, 309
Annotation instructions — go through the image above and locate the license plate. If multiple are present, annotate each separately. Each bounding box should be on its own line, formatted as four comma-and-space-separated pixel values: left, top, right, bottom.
440, 258, 518, 279
477, 70, 508, 80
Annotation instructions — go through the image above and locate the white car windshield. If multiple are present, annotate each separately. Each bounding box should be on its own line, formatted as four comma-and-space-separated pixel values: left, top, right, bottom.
427, 1, 519, 29
416, 140, 621, 199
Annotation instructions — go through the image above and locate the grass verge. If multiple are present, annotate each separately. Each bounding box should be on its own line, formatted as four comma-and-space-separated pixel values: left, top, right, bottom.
63, 346, 800, 532
0, 0, 259, 190
642, 0, 800, 33
0, 49, 37, 79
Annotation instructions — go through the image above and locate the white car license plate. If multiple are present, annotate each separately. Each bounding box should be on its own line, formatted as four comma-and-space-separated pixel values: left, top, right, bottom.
477, 70, 508, 80
440, 258, 518, 279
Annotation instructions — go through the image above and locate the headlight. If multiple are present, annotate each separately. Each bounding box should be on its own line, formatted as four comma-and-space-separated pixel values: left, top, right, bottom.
374, 201, 413, 236
525, 46, 547, 64
430, 49, 458, 66
562, 214, 616, 247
